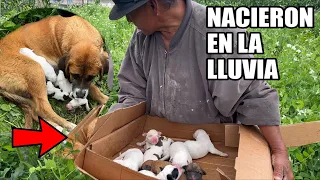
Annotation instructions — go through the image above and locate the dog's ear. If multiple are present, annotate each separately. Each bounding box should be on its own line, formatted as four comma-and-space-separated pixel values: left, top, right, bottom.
58, 53, 70, 79
99, 51, 109, 81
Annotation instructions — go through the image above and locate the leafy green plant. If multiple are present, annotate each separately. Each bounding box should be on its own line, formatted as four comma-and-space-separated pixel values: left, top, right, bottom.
0, 0, 53, 25
0, 4, 135, 179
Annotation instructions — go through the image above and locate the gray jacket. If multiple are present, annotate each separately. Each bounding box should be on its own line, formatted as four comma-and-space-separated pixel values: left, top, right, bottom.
108, 0, 280, 125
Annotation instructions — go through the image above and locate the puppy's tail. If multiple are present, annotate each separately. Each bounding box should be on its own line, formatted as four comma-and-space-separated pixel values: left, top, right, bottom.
208, 143, 228, 157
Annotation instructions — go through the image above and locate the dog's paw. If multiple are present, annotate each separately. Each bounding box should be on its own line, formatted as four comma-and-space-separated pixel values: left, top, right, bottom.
70, 123, 77, 129
55, 125, 70, 135
55, 125, 64, 132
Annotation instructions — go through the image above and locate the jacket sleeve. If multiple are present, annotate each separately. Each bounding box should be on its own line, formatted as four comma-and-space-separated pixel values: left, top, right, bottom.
210, 79, 281, 125
108, 30, 147, 113
209, 29, 281, 126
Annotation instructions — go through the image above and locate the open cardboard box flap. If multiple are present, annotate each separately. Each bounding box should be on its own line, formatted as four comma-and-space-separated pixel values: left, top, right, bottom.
70, 102, 320, 180
67, 102, 146, 157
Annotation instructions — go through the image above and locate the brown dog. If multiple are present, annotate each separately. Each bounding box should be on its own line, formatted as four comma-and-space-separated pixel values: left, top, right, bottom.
0, 15, 110, 131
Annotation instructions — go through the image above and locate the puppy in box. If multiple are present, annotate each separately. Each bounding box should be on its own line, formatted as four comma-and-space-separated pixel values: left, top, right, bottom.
169, 142, 192, 167
143, 145, 164, 162
182, 163, 206, 180
139, 170, 158, 178
184, 129, 228, 159
156, 136, 174, 161
113, 148, 144, 171
157, 164, 184, 180
137, 129, 162, 151
141, 160, 172, 174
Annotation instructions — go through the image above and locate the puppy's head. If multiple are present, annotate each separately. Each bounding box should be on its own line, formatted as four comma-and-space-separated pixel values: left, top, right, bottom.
159, 165, 181, 180
143, 129, 162, 145
193, 129, 207, 139
152, 160, 172, 174
58, 42, 109, 98
183, 163, 206, 180
140, 160, 153, 171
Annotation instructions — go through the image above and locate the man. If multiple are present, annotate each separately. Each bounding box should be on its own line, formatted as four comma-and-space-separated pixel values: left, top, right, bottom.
108, 0, 294, 179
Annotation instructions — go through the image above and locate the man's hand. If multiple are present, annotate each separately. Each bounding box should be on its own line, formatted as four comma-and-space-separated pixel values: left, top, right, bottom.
258, 125, 294, 180
272, 149, 294, 180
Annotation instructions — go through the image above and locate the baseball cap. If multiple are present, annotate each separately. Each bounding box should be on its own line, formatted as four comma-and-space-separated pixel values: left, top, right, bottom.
109, 0, 149, 20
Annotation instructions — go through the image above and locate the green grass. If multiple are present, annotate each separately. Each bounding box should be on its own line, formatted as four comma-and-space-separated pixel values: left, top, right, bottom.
0, 5, 135, 179
0, 2, 320, 180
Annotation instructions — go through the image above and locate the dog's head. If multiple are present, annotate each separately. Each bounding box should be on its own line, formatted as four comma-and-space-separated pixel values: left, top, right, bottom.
159, 165, 182, 180
143, 129, 162, 145
193, 129, 207, 139
58, 42, 109, 98
140, 160, 153, 171
183, 163, 206, 180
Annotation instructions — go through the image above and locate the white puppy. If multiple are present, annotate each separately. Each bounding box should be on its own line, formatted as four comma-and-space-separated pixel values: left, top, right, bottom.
169, 142, 192, 167
158, 136, 173, 161
156, 165, 183, 180
184, 129, 228, 159
137, 129, 162, 151
143, 146, 164, 163
113, 148, 144, 171
19, 48, 57, 83
46, 81, 69, 101
66, 98, 90, 111
55, 70, 72, 94
139, 170, 158, 178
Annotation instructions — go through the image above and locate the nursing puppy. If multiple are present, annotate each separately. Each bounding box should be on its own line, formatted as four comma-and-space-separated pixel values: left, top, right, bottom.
169, 142, 192, 167
184, 129, 228, 159
19, 48, 57, 83
137, 129, 162, 151
55, 70, 72, 94
66, 98, 90, 111
113, 148, 144, 171
0, 15, 110, 130
46, 81, 69, 101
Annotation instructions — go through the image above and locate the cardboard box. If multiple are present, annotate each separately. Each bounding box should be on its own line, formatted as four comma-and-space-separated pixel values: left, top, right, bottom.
69, 102, 320, 180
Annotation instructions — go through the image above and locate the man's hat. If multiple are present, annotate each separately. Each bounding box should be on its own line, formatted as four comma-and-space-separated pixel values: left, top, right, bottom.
109, 0, 149, 20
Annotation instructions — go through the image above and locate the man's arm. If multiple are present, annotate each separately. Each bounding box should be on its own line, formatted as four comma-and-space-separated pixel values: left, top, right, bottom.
211, 79, 294, 179
259, 125, 294, 180
259, 125, 286, 152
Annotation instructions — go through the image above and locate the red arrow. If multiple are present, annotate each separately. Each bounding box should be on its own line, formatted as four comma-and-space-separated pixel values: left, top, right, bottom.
12, 117, 67, 158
